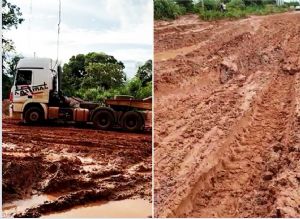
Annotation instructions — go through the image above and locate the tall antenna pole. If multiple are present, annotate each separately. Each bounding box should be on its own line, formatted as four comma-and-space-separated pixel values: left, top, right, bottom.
28, 0, 32, 55
56, 0, 61, 66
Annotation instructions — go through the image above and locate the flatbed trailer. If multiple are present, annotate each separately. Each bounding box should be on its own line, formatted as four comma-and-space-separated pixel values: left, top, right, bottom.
105, 97, 152, 111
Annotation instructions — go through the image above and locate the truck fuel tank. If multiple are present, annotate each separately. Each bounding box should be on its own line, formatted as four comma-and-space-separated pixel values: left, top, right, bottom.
73, 108, 89, 122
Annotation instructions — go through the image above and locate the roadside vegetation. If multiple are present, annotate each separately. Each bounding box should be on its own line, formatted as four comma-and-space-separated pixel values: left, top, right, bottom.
197, 0, 290, 20
154, 0, 295, 21
154, 0, 185, 20
2, 0, 24, 99
62, 53, 152, 101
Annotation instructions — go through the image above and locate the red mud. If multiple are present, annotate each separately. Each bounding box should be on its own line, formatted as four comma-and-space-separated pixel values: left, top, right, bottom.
154, 12, 300, 217
2, 115, 152, 217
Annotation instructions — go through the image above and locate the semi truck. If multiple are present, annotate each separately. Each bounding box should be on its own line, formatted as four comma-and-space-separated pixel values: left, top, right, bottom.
9, 58, 152, 132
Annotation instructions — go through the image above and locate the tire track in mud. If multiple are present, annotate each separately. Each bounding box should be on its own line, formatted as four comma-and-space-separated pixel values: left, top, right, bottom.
178, 73, 296, 217
155, 12, 300, 218
155, 69, 274, 217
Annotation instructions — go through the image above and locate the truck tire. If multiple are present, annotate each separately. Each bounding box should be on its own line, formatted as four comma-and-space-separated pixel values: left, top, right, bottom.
122, 111, 143, 132
92, 110, 114, 130
24, 107, 43, 124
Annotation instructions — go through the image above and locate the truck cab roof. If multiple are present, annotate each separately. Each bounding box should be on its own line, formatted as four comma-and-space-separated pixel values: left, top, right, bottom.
17, 58, 55, 70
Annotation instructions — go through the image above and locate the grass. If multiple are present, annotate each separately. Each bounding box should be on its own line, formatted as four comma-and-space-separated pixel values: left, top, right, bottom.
199, 4, 289, 21
154, 0, 184, 20
154, 0, 291, 21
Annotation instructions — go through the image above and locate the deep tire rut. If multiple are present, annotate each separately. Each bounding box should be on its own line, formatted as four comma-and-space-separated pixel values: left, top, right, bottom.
179, 74, 295, 217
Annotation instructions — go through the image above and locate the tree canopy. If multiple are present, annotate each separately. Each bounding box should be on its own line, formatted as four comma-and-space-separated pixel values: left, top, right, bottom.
136, 59, 152, 86
62, 53, 152, 101
61, 52, 126, 97
2, 0, 24, 99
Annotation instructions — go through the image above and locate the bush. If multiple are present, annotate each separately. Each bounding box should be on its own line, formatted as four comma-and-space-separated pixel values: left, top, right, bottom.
203, 0, 221, 10
154, 0, 183, 20
285, 1, 300, 7
227, 0, 246, 9
76, 77, 151, 102
199, 10, 224, 20
263, 0, 276, 4
226, 8, 247, 18
76, 88, 101, 101
126, 78, 142, 98
175, 0, 194, 12
136, 82, 152, 99
244, 0, 263, 6
199, 1, 288, 21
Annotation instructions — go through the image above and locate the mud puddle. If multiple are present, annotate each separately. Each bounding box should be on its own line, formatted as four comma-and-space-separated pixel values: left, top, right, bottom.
2, 194, 60, 218
2, 114, 152, 217
155, 42, 205, 61
41, 199, 152, 218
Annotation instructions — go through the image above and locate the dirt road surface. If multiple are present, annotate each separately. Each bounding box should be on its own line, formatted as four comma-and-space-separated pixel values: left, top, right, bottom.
154, 12, 300, 218
2, 115, 152, 218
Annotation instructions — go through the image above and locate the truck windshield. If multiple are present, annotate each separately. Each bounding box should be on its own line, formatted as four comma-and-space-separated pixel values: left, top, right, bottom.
15, 70, 32, 86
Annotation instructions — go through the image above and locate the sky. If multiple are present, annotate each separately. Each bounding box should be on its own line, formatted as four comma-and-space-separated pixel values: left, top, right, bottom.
6, 0, 153, 78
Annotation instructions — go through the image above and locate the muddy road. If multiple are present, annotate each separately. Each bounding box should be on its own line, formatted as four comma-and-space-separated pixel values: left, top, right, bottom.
154, 12, 300, 217
2, 116, 152, 218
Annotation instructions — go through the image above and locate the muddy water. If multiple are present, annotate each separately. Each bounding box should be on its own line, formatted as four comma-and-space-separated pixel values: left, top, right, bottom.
2, 194, 59, 218
2, 116, 152, 218
155, 44, 201, 61
42, 199, 152, 218
3, 196, 151, 218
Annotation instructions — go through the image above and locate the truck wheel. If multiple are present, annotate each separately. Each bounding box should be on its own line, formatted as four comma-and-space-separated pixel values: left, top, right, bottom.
93, 110, 114, 130
122, 111, 143, 132
24, 107, 43, 124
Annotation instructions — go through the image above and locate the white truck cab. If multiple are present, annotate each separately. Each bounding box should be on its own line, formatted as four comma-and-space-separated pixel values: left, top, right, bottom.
10, 58, 59, 121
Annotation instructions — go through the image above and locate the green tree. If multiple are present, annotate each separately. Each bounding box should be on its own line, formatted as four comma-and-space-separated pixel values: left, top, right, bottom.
154, 0, 183, 20
2, 55, 23, 99
83, 62, 125, 90
136, 81, 152, 99
61, 52, 125, 96
175, 0, 194, 12
136, 59, 152, 86
2, 0, 24, 67
85, 52, 124, 68
61, 54, 86, 96
228, 0, 246, 9
2, 0, 24, 99
203, 0, 221, 10
6, 55, 22, 78
127, 78, 142, 98
244, 0, 263, 6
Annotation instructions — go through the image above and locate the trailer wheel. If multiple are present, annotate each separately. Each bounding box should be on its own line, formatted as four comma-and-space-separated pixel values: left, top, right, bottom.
24, 107, 43, 124
122, 111, 143, 132
92, 110, 114, 130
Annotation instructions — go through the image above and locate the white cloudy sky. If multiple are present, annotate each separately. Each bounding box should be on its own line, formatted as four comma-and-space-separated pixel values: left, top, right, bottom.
6, 0, 153, 78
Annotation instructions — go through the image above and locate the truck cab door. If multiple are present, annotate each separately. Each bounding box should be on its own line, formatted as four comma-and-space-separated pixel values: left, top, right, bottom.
13, 69, 33, 103
30, 68, 51, 103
